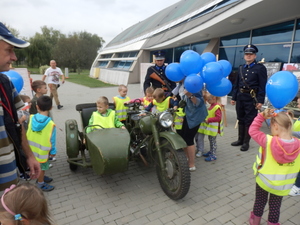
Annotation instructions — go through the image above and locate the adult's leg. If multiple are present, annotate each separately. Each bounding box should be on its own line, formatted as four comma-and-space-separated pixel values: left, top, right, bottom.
48, 83, 60, 106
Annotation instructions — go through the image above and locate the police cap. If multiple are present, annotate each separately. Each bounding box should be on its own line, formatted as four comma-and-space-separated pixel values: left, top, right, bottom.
243, 44, 258, 54
153, 50, 166, 60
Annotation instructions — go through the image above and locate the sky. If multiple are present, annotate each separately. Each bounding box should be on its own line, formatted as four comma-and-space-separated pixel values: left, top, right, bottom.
0, 0, 179, 47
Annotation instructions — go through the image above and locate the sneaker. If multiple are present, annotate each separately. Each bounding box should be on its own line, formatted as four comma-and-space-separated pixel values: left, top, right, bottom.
49, 163, 53, 168
203, 151, 211, 157
49, 157, 56, 161
196, 151, 202, 158
205, 155, 217, 162
57, 105, 63, 109
289, 185, 300, 196
19, 173, 31, 181
44, 176, 53, 183
189, 166, 196, 171
38, 183, 54, 192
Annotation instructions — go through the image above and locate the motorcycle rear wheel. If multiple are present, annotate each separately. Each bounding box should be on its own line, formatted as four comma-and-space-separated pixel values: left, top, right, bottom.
156, 139, 190, 200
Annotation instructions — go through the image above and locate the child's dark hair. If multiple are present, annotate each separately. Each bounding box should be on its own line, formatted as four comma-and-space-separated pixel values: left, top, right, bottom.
37, 96, 52, 111
31, 80, 46, 92
97, 96, 109, 106
0, 183, 54, 224
19, 94, 30, 103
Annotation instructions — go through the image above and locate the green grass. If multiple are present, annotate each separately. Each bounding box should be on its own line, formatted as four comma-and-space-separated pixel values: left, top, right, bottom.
67, 72, 116, 88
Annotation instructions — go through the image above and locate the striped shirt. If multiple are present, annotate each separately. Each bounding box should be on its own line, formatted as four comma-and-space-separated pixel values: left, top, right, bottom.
0, 80, 23, 191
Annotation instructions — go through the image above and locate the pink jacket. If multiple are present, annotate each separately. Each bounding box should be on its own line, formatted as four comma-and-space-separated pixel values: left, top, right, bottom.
249, 113, 300, 164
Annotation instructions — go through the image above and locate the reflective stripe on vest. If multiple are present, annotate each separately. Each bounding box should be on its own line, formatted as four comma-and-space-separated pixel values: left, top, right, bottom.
27, 115, 55, 163
114, 96, 130, 120
153, 96, 170, 112
91, 111, 115, 129
253, 134, 300, 196
293, 119, 300, 132
174, 108, 185, 130
198, 104, 223, 136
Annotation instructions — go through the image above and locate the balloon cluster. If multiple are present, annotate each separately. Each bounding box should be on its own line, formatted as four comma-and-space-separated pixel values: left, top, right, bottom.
165, 50, 232, 96
266, 71, 298, 109
2, 70, 24, 93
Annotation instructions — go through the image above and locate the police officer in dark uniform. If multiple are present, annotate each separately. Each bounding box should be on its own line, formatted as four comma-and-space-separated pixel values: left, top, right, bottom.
143, 50, 176, 94
230, 44, 267, 151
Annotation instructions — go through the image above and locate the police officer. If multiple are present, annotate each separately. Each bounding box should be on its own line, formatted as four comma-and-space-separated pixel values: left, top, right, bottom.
230, 44, 267, 151
143, 50, 176, 94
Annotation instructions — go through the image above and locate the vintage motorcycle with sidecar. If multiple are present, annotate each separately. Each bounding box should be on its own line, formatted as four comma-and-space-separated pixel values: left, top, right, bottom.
65, 100, 190, 200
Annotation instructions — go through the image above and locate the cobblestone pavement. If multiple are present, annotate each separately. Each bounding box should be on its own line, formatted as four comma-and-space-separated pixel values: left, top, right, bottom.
28, 75, 300, 225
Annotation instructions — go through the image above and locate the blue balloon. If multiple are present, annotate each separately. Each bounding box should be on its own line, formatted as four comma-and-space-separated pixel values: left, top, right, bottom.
266, 71, 298, 109
165, 63, 185, 82
2, 70, 24, 93
206, 78, 232, 97
218, 60, 232, 77
180, 50, 204, 76
180, 50, 194, 58
201, 52, 216, 65
184, 74, 203, 94
201, 62, 223, 85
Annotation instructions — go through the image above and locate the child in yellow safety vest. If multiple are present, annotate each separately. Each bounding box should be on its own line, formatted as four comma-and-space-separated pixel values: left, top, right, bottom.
87, 96, 126, 133
144, 88, 178, 113
195, 93, 223, 162
26, 96, 56, 192
113, 84, 131, 122
128, 86, 154, 109
248, 109, 300, 225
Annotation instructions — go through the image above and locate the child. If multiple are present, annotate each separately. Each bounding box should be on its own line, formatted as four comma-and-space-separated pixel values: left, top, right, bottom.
113, 84, 130, 122
248, 109, 300, 225
128, 86, 154, 109
29, 80, 48, 115
145, 88, 178, 112
195, 93, 223, 161
289, 97, 300, 196
87, 96, 126, 133
27, 96, 56, 192
0, 183, 54, 224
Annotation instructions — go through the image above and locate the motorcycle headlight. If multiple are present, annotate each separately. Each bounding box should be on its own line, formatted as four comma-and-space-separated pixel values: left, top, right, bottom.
159, 111, 173, 128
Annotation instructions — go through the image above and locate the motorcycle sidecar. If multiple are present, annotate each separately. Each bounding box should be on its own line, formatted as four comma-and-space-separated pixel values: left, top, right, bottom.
65, 103, 130, 175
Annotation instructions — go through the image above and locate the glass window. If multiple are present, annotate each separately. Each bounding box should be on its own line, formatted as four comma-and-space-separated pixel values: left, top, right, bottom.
112, 61, 133, 70
294, 19, 300, 41
291, 43, 300, 63
191, 41, 209, 54
252, 20, 294, 44
219, 47, 244, 70
102, 54, 112, 58
220, 31, 250, 46
99, 61, 108, 67
174, 45, 190, 63
256, 44, 290, 62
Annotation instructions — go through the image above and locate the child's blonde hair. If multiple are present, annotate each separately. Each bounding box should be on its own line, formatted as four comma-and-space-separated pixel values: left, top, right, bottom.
153, 88, 165, 100
0, 183, 53, 224
270, 110, 294, 132
118, 84, 127, 92
145, 87, 154, 95
96, 96, 109, 106
206, 93, 221, 103
31, 80, 46, 92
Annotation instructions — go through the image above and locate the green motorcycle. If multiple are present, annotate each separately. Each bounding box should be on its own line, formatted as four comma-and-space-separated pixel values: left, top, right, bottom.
65, 101, 190, 200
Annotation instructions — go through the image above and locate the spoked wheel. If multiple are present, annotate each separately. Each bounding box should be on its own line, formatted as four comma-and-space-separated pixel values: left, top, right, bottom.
156, 139, 190, 200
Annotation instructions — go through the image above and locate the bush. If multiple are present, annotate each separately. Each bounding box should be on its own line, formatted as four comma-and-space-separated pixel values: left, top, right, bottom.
39, 65, 49, 75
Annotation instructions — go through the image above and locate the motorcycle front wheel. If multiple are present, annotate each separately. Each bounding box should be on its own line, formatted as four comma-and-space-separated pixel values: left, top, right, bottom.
156, 139, 190, 200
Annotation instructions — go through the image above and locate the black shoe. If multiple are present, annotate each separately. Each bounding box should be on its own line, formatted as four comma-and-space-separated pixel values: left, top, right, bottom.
57, 105, 63, 109
231, 140, 243, 146
240, 143, 249, 151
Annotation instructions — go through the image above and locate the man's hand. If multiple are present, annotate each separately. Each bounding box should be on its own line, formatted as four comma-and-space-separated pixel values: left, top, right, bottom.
230, 100, 236, 105
26, 155, 40, 179
256, 103, 263, 110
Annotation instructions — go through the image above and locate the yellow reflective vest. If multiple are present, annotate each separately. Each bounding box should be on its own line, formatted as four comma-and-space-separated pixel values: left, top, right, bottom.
114, 96, 130, 121
27, 115, 55, 163
143, 97, 152, 108
174, 108, 185, 130
198, 104, 223, 136
88, 110, 115, 132
293, 119, 300, 132
153, 96, 171, 112
253, 135, 300, 196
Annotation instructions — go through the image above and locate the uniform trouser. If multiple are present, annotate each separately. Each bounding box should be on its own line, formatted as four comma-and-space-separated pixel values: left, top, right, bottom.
253, 183, 283, 223
48, 84, 60, 106
195, 133, 217, 156
236, 98, 257, 127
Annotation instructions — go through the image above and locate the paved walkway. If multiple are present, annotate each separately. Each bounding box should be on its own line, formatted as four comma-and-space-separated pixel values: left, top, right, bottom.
28, 75, 300, 225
